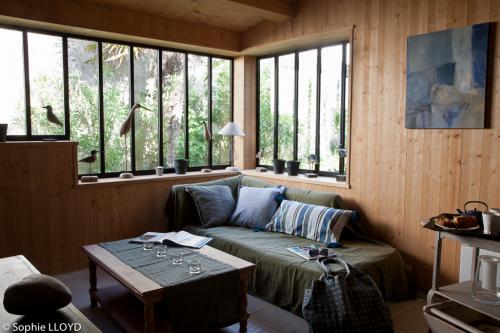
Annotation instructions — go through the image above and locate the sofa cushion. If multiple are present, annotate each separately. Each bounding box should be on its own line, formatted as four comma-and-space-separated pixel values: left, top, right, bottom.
230, 186, 285, 228
3, 274, 72, 315
266, 199, 353, 244
185, 185, 236, 228
184, 225, 415, 316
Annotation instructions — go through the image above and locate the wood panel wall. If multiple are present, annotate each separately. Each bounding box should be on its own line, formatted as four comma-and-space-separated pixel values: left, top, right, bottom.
0, 0, 239, 55
0, 142, 233, 274
242, 0, 500, 289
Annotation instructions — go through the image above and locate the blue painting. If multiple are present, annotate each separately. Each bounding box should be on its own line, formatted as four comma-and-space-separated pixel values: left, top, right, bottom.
406, 23, 489, 128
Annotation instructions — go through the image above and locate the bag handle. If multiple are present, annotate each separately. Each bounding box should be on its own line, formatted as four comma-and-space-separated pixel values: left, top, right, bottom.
319, 256, 351, 276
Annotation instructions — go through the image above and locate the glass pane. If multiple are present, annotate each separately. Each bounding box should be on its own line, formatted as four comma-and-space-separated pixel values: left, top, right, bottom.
320, 45, 343, 172
134, 47, 159, 171
187, 55, 209, 167
277, 54, 294, 161
162, 52, 185, 168
28, 33, 64, 136
103, 43, 130, 173
297, 49, 317, 167
0, 28, 25, 135
211, 58, 231, 166
258, 58, 275, 165
68, 38, 100, 175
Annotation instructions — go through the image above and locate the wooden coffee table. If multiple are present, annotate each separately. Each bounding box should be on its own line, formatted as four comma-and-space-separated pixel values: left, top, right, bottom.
82, 244, 255, 333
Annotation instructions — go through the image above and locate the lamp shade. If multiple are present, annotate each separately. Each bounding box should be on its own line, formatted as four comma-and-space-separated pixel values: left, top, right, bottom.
218, 122, 245, 136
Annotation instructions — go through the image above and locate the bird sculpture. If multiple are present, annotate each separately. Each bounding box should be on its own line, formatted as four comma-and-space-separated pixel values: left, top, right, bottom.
79, 150, 100, 174
256, 149, 263, 159
119, 103, 151, 174
202, 122, 212, 172
42, 105, 63, 127
307, 154, 319, 177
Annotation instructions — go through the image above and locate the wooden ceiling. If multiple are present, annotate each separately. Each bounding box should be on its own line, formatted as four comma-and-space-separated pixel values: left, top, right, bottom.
82, 0, 296, 32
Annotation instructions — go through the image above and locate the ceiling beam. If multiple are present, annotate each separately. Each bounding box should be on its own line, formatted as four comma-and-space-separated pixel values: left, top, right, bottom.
223, 0, 294, 23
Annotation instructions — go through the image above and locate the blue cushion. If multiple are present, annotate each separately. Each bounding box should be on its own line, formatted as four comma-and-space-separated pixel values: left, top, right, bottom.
266, 200, 354, 244
230, 186, 285, 228
185, 185, 236, 228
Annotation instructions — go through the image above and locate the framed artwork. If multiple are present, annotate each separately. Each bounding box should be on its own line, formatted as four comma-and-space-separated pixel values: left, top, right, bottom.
406, 23, 489, 128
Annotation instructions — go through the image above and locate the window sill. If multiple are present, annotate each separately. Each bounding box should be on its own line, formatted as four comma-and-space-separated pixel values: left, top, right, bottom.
76, 170, 239, 188
241, 169, 350, 189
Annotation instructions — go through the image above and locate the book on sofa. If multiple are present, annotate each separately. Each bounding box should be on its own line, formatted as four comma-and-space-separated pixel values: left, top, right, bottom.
130, 231, 212, 249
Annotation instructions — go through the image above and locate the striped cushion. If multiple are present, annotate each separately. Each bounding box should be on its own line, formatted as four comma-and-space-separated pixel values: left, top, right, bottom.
266, 200, 353, 244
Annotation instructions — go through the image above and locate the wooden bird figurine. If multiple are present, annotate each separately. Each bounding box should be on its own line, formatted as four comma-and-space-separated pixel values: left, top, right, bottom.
203, 121, 212, 142
119, 103, 151, 137
42, 105, 63, 127
79, 150, 100, 174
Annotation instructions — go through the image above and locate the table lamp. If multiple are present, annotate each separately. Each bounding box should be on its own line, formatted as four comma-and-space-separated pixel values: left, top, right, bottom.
218, 122, 245, 172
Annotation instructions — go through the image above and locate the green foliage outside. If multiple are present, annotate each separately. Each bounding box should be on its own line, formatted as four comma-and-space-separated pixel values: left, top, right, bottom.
13, 37, 232, 175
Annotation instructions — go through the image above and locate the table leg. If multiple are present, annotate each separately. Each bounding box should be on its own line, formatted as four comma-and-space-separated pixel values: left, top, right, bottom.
88, 259, 98, 308
144, 303, 155, 333
239, 278, 249, 333
471, 246, 480, 280
428, 232, 442, 305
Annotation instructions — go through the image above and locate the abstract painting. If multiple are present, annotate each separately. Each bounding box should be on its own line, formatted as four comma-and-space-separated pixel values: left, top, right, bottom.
406, 23, 489, 128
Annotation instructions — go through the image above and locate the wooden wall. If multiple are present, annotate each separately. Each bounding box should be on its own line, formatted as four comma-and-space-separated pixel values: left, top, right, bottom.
0, 0, 239, 55
0, 142, 234, 274
242, 0, 500, 289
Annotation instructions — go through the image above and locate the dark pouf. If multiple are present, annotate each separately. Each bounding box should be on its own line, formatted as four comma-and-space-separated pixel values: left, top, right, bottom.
3, 274, 72, 315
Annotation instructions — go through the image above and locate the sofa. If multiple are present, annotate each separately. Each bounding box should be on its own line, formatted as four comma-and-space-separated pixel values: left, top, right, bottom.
166, 175, 415, 315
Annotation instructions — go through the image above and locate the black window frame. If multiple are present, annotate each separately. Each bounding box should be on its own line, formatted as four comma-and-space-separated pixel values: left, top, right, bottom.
256, 41, 349, 177
1, 23, 234, 177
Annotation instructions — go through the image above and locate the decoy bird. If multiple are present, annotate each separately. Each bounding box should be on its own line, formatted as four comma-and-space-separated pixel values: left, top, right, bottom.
256, 149, 263, 159
203, 121, 212, 142
79, 150, 100, 174
119, 103, 151, 174
119, 103, 151, 137
42, 105, 63, 127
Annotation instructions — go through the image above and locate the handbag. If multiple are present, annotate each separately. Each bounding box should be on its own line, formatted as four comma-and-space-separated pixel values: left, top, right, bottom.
302, 256, 394, 333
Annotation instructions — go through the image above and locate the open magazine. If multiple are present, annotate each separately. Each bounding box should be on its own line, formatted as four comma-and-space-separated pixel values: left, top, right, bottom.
130, 231, 212, 249
287, 246, 320, 260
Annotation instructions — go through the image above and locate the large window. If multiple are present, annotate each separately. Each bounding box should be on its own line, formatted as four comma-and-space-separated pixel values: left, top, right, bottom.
0, 25, 233, 176
257, 42, 350, 176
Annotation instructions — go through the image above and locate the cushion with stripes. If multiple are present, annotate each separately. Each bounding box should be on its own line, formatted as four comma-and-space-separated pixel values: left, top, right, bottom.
265, 199, 354, 244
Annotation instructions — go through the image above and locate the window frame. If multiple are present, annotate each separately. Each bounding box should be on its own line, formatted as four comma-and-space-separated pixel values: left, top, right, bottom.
256, 41, 349, 177
1, 23, 234, 177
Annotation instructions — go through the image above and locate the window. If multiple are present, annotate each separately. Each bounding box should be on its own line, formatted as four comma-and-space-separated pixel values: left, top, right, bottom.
257, 42, 350, 176
0, 25, 233, 176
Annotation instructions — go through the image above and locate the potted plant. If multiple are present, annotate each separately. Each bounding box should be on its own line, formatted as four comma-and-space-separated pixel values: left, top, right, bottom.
174, 158, 188, 174
273, 159, 286, 174
286, 160, 300, 176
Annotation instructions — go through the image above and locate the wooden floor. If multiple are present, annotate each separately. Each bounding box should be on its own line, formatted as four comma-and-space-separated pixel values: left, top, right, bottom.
56, 269, 428, 333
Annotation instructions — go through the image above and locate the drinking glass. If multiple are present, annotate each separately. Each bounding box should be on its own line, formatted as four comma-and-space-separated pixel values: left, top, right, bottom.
143, 242, 154, 251
187, 258, 201, 274
172, 252, 183, 265
155, 244, 167, 258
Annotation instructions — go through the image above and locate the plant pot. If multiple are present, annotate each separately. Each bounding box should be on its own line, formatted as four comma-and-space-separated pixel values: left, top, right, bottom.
273, 159, 286, 174
0, 124, 7, 142
286, 160, 300, 176
336, 174, 346, 182
174, 159, 188, 174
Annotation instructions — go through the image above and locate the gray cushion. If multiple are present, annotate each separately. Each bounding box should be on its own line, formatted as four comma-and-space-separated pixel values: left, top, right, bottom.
185, 185, 236, 228
230, 186, 285, 228
3, 274, 72, 315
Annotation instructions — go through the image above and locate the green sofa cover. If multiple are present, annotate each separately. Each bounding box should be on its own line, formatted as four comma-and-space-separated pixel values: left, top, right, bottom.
165, 175, 415, 315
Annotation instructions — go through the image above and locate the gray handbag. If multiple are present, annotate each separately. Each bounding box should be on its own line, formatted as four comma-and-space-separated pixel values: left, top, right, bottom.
303, 257, 394, 333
